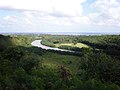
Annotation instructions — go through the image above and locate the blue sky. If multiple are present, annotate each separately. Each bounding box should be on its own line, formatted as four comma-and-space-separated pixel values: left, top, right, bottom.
0, 0, 120, 33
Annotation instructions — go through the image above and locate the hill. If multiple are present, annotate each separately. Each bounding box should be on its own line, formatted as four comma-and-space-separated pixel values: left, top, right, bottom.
0, 34, 120, 90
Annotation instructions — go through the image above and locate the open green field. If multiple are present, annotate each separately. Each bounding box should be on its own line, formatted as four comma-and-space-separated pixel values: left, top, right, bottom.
54, 43, 89, 48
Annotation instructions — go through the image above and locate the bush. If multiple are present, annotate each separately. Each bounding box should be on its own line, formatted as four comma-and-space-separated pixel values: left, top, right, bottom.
78, 51, 120, 85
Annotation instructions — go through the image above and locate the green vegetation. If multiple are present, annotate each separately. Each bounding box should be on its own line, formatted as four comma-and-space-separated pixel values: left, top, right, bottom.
54, 42, 89, 48
42, 35, 120, 55
0, 34, 120, 90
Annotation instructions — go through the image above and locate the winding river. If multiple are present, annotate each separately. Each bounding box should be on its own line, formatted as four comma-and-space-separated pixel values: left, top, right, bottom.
31, 40, 75, 53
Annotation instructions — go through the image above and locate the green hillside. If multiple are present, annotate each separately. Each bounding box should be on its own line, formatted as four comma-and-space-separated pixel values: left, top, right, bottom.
0, 34, 120, 90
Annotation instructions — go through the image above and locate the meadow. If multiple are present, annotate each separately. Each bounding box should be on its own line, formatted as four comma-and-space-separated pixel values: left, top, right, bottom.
54, 42, 89, 48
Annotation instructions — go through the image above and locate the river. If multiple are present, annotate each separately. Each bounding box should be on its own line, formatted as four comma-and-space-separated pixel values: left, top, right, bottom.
31, 40, 75, 52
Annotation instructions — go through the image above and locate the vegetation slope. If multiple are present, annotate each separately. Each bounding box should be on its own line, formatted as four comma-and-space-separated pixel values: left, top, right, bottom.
0, 34, 120, 90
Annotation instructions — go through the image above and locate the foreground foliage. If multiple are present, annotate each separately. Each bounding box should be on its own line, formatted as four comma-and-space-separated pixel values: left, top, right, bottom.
0, 34, 120, 90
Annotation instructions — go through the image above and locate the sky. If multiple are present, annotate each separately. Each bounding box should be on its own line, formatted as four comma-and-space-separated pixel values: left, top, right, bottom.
0, 0, 120, 33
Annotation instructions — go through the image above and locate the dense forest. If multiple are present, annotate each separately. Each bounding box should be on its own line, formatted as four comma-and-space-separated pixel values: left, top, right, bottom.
0, 34, 120, 90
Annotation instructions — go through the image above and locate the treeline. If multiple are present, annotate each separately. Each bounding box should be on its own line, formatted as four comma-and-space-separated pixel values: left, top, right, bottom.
0, 35, 13, 51
42, 35, 120, 48
42, 35, 120, 56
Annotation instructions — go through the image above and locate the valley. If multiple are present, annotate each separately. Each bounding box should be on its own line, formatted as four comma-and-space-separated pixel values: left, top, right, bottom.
0, 34, 120, 90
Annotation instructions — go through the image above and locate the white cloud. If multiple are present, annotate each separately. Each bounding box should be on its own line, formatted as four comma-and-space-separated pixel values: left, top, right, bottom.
23, 12, 72, 26
1, 14, 33, 26
1, 0, 120, 27
0, 0, 85, 17
0, 15, 18, 26
90, 0, 120, 26
0, 0, 88, 26
3, 15, 17, 23
21, 11, 90, 26
72, 16, 90, 25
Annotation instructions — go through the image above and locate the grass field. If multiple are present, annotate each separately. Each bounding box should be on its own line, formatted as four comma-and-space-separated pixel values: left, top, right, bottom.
54, 43, 89, 48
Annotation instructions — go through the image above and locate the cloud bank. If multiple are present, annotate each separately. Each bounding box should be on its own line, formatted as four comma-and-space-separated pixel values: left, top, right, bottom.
0, 0, 85, 17
0, 0, 120, 29
90, 0, 120, 26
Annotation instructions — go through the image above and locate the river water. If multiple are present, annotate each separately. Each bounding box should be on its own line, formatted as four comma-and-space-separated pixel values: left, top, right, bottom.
31, 40, 75, 52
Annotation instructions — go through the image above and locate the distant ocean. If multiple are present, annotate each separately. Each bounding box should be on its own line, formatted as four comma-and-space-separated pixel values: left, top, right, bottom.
1, 32, 120, 35
38, 32, 120, 35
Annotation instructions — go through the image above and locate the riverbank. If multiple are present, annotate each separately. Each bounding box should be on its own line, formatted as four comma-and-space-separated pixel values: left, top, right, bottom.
31, 40, 75, 52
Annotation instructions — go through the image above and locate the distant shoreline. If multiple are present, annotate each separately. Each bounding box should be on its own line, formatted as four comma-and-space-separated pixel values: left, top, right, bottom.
1, 32, 120, 36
